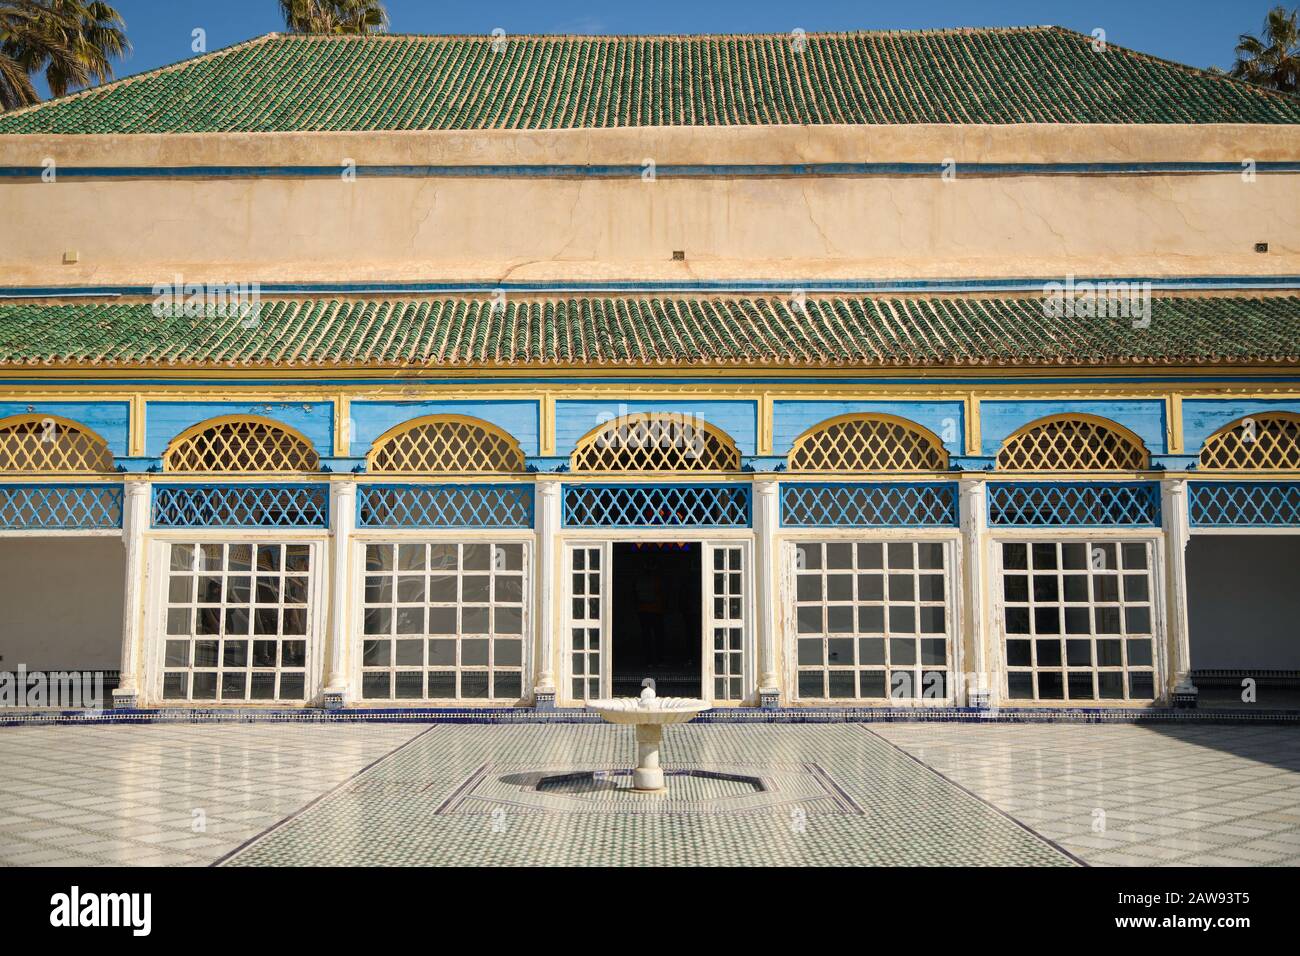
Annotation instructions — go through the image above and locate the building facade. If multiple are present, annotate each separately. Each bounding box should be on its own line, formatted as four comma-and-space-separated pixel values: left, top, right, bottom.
0, 28, 1298, 711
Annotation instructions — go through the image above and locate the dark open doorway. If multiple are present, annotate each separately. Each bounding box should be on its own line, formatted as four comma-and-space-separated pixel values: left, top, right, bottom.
612, 542, 702, 697
1186, 535, 1300, 709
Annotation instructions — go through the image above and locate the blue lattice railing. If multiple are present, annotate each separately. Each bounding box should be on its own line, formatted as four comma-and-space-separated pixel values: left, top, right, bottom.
781, 482, 958, 527
152, 484, 329, 529
988, 482, 1161, 528
1189, 482, 1300, 527
0, 484, 123, 530
563, 484, 751, 528
358, 484, 534, 529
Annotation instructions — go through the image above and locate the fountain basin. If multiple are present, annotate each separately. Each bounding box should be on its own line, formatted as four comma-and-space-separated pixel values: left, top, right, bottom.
588, 686, 709, 792
586, 697, 711, 725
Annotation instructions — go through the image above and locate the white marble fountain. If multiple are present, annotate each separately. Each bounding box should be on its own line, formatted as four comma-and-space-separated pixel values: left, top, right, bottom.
588, 679, 710, 791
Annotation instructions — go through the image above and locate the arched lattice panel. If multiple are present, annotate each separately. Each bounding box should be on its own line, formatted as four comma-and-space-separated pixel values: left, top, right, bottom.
788, 415, 948, 472
996, 416, 1148, 472
571, 414, 741, 473
1199, 413, 1300, 471
164, 417, 320, 473
368, 417, 526, 473
0, 414, 115, 473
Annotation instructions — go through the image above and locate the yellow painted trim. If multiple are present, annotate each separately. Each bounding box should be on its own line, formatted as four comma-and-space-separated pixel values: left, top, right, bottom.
0, 412, 116, 475
161, 414, 319, 473
540, 393, 556, 457
994, 413, 1151, 471
365, 414, 527, 473
786, 412, 950, 471
129, 394, 145, 457
1197, 410, 1300, 469
1167, 394, 1184, 454
335, 396, 351, 457
966, 394, 980, 456
758, 393, 774, 456
569, 412, 742, 472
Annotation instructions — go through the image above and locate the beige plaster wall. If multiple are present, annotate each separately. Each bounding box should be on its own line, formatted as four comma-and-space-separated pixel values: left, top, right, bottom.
3, 170, 1297, 286
3, 123, 1299, 167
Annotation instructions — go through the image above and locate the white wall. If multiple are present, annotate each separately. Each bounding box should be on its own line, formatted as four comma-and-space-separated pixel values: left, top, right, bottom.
1187, 536, 1300, 671
0, 538, 124, 670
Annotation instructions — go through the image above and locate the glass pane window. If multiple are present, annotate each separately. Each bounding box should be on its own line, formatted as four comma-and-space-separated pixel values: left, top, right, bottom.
793, 540, 952, 701
569, 546, 603, 701
360, 541, 527, 702
162, 542, 312, 702
1000, 539, 1156, 702
710, 546, 745, 701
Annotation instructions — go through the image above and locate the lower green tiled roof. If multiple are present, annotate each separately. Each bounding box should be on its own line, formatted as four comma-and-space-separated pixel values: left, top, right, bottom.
0, 295, 1297, 369
1, 27, 1298, 133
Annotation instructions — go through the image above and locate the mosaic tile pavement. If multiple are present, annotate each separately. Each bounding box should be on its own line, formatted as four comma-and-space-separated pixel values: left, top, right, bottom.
871, 723, 1300, 867
223, 724, 1073, 866
0, 723, 424, 866
1, 722, 1296, 866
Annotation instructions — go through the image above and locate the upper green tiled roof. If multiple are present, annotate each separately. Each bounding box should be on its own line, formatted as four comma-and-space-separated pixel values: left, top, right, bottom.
2, 27, 1299, 133
1, 295, 1297, 368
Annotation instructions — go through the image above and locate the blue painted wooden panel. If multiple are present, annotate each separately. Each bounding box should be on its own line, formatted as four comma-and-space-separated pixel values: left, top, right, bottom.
772, 401, 964, 455
1183, 399, 1300, 453
0, 401, 130, 455
980, 400, 1166, 457
556, 401, 757, 456
145, 401, 334, 457
349, 401, 540, 457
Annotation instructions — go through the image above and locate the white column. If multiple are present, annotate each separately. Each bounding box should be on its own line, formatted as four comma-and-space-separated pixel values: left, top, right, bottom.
959, 479, 992, 708
323, 479, 356, 707
1161, 478, 1197, 705
113, 480, 150, 709
533, 479, 561, 705
753, 479, 780, 707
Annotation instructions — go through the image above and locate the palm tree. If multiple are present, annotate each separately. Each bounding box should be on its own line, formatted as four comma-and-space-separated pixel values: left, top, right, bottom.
1231, 5, 1300, 93
0, 0, 128, 110
279, 0, 388, 35
41, 0, 129, 96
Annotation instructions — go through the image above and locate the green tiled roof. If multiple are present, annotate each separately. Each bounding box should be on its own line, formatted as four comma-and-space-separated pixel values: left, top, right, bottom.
1, 295, 1297, 368
2, 27, 1299, 133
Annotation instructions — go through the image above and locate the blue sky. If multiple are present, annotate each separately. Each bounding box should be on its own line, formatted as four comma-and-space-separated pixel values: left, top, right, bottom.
31, 0, 1295, 98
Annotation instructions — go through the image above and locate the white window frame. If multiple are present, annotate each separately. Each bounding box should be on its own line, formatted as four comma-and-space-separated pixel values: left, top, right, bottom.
349, 530, 533, 705
562, 540, 611, 705
989, 529, 1169, 706
780, 529, 963, 706
558, 530, 756, 707
704, 541, 748, 702
143, 530, 328, 707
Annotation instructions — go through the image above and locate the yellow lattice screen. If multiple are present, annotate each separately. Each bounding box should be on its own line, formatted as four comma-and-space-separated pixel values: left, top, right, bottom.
164, 418, 319, 473
789, 416, 948, 472
368, 418, 526, 473
571, 415, 740, 472
996, 416, 1148, 471
1200, 414, 1300, 470
0, 415, 114, 473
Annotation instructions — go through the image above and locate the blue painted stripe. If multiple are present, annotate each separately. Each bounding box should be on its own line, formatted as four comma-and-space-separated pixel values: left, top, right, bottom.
5, 274, 1300, 299
3, 161, 1298, 181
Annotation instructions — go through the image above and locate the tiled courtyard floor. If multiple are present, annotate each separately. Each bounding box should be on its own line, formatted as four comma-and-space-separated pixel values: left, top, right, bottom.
0, 721, 1296, 866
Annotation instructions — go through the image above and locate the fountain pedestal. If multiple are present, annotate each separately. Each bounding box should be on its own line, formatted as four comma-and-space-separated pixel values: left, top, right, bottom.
588, 679, 709, 794
633, 724, 665, 791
